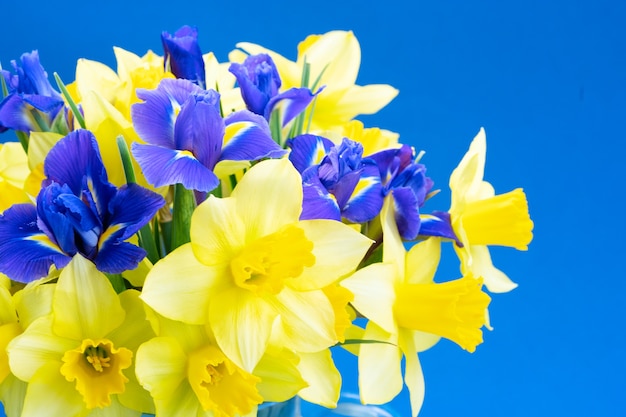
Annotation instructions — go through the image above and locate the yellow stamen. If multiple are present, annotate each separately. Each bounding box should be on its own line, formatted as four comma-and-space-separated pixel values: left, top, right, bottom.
459, 188, 534, 250
60, 339, 132, 409
187, 344, 262, 416
393, 275, 491, 352
230, 224, 315, 295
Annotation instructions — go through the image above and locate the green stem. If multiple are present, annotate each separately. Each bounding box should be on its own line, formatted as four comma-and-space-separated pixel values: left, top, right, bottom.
171, 183, 196, 250
53, 72, 86, 129
106, 273, 126, 294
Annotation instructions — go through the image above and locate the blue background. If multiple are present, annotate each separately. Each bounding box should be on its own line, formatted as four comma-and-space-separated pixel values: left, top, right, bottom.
1, 0, 624, 416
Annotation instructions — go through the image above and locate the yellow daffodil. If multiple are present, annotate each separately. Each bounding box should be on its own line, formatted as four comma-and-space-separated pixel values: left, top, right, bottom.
203, 52, 246, 115
231, 30, 398, 132
341, 197, 491, 416
0, 142, 30, 212
449, 128, 534, 292
141, 158, 373, 372
7, 255, 155, 416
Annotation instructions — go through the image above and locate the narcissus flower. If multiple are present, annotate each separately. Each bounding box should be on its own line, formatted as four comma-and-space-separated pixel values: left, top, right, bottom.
7, 255, 155, 416
141, 158, 373, 372
448, 128, 534, 292
341, 198, 491, 417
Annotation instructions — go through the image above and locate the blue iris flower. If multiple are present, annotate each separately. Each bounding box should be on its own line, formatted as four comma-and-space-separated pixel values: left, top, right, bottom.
0, 130, 165, 283
131, 78, 286, 193
162, 25, 206, 88
369, 145, 457, 241
287, 134, 383, 223
0, 50, 67, 134
229, 54, 320, 127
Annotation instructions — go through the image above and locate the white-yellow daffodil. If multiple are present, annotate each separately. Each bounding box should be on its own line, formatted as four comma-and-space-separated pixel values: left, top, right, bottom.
341, 198, 491, 417
140, 158, 373, 372
0, 142, 30, 212
449, 128, 534, 292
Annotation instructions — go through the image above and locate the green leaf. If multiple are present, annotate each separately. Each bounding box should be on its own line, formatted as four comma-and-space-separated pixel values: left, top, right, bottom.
105, 273, 127, 294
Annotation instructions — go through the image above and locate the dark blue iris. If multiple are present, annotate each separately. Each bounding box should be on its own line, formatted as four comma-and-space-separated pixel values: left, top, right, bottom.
0, 50, 67, 134
162, 25, 206, 88
0, 130, 165, 283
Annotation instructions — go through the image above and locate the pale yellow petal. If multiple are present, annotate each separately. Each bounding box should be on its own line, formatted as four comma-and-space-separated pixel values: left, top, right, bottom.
381, 196, 406, 279
297, 350, 341, 408
107, 290, 154, 351
399, 331, 425, 417
13, 282, 55, 329
135, 337, 187, 402
190, 195, 246, 267
0, 373, 27, 417
52, 255, 125, 340
290, 219, 372, 291
340, 263, 396, 334
75, 58, 121, 103
0, 286, 17, 324
7, 316, 73, 382
86, 395, 142, 417
121, 257, 152, 288
297, 31, 361, 91
141, 244, 219, 325
449, 128, 487, 212
254, 346, 306, 402
0, 142, 29, 188
26, 132, 61, 172
405, 237, 441, 285
358, 322, 402, 405
231, 158, 302, 239
270, 288, 336, 353
457, 244, 518, 293
209, 288, 277, 372
21, 362, 84, 417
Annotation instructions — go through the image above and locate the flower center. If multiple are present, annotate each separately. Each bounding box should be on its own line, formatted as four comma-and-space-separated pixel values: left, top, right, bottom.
187, 344, 262, 416
60, 338, 132, 409
230, 224, 315, 295
458, 188, 533, 250
393, 275, 491, 352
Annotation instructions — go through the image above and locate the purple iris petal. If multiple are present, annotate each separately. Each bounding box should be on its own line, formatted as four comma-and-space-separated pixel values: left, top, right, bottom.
229, 54, 281, 115
174, 91, 223, 169
264, 87, 320, 127
341, 164, 384, 223
369, 144, 435, 240
0, 130, 165, 282
162, 25, 206, 88
0, 204, 71, 283
221, 110, 286, 161
419, 211, 461, 244
132, 143, 219, 192
0, 51, 65, 134
390, 187, 421, 240
300, 167, 341, 221
132, 79, 203, 148
287, 134, 335, 173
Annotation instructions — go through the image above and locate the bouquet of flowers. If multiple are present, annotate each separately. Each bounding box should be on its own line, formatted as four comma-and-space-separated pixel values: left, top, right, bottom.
0, 26, 533, 417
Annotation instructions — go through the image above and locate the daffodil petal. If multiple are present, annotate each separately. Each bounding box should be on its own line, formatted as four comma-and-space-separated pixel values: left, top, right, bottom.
0, 374, 27, 417
316, 84, 398, 126
191, 195, 246, 266
141, 244, 218, 324
399, 331, 425, 417
449, 128, 487, 210
405, 237, 441, 285
458, 244, 518, 293
297, 350, 341, 408
52, 255, 125, 340
135, 337, 187, 402
106, 290, 154, 351
381, 196, 406, 279
358, 322, 402, 405
231, 158, 302, 238
291, 219, 372, 291
209, 288, 277, 372
13, 281, 55, 329
74, 58, 121, 103
21, 362, 84, 417
254, 347, 307, 402
340, 263, 396, 333
270, 288, 336, 353
7, 316, 73, 382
